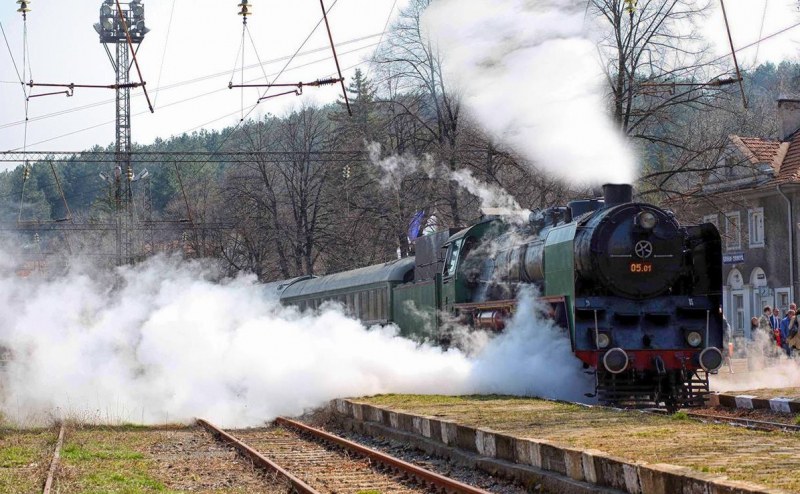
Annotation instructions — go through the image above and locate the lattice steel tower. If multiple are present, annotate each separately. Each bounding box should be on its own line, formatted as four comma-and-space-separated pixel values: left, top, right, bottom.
94, 0, 149, 265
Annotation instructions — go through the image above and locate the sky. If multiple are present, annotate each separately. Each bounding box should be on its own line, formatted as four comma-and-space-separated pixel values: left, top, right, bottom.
0, 0, 407, 158
0, 1, 799, 164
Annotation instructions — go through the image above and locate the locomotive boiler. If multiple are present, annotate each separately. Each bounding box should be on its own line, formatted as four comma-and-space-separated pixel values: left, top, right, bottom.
267, 184, 724, 410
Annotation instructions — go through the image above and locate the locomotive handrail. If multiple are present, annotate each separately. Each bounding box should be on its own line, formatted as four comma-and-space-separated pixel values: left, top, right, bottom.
594, 310, 600, 348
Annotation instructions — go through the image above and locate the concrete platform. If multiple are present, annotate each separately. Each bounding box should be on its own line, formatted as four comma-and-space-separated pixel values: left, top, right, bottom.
333, 400, 790, 494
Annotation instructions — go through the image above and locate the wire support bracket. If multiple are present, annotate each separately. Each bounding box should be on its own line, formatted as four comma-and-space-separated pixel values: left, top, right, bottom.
229, 77, 344, 102
26, 80, 144, 100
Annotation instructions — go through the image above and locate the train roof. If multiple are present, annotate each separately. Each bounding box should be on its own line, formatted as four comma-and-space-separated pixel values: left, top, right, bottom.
281, 257, 415, 299
262, 275, 315, 299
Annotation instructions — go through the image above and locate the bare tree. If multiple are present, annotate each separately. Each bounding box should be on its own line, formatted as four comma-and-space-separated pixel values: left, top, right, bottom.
374, 0, 465, 227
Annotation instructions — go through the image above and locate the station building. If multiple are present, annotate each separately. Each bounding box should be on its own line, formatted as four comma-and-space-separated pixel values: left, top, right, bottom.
689, 97, 800, 338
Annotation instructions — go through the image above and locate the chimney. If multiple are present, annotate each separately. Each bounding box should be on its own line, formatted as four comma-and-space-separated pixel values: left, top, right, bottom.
778, 96, 800, 140
602, 183, 633, 208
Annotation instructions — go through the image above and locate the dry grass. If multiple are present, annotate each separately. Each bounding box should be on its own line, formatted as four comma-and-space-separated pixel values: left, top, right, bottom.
52, 425, 289, 493
728, 387, 800, 399
0, 427, 57, 493
357, 394, 800, 491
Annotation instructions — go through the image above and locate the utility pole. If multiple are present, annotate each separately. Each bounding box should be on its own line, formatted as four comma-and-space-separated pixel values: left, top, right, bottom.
94, 0, 149, 265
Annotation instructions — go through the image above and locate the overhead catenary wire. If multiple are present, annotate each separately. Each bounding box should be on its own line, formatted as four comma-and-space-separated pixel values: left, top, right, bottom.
153, 0, 178, 109
8, 40, 378, 151
754, 0, 768, 66
10, 2, 354, 155
0, 33, 384, 131
174, 0, 344, 193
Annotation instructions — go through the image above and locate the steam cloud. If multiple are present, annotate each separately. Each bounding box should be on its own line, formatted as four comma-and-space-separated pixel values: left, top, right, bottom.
0, 255, 590, 427
711, 334, 800, 393
421, 0, 636, 184
367, 142, 531, 222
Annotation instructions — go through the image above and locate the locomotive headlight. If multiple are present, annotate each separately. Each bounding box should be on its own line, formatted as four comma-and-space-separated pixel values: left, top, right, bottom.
686, 331, 703, 347
596, 333, 611, 349
638, 211, 658, 230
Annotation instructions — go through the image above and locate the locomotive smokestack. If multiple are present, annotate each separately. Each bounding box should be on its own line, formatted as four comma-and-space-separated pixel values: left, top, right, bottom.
602, 183, 633, 208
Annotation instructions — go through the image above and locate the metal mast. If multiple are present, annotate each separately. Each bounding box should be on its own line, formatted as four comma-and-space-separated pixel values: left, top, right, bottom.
94, 0, 149, 265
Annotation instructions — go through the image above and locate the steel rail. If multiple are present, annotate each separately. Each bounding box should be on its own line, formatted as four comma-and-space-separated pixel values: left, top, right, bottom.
196, 419, 320, 494
42, 423, 65, 494
682, 411, 800, 432
640, 406, 800, 432
276, 417, 493, 494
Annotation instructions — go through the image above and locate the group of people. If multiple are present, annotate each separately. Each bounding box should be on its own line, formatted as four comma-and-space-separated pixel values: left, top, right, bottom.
753, 304, 800, 356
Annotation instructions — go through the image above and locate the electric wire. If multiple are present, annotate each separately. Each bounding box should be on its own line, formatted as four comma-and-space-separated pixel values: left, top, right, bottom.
754, 0, 768, 67
9, 40, 377, 151
373, 0, 399, 60
246, 24, 272, 85
239, 22, 246, 121
0, 33, 383, 131
0, 22, 25, 98
153, 0, 178, 109
19, 13, 32, 223
172, 0, 343, 202
709, 19, 800, 65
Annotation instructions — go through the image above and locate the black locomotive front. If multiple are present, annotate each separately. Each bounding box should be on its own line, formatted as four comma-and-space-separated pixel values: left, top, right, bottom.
570, 184, 724, 408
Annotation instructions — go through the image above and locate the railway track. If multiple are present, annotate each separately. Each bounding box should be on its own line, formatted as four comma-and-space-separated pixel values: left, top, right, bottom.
653, 409, 800, 432
541, 395, 800, 432
198, 417, 493, 494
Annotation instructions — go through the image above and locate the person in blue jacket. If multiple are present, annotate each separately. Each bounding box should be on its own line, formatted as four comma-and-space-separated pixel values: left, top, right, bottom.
780, 310, 795, 356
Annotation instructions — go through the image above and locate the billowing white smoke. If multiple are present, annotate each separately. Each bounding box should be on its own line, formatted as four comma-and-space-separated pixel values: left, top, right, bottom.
0, 256, 590, 426
421, 0, 636, 184
710, 335, 800, 393
468, 287, 593, 400
367, 142, 530, 222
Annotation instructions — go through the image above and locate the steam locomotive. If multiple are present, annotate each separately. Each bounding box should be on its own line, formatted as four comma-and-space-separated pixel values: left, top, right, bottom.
265, 184, 724, 410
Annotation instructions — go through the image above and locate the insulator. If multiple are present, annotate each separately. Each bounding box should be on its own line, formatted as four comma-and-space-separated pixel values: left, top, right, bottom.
316, 77, 340, 86
625, 0, 637, 15
16, 0, 31, 15
342, 164, 351, 180
127, 166, 134, 182
22, 166, 30, 181
238, 0, 251, 17
33, 233, 40, 243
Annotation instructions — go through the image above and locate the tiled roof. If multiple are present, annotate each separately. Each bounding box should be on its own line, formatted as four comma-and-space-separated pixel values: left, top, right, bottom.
776, 132, 800, 183
726, 134, 799, 188
730, 135, 783, 169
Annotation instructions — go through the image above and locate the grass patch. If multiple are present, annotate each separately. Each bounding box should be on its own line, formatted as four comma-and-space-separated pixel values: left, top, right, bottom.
671, 411, 689, 421
62, 443, 144, 461
0, 445, 37, 467
84, 470, 165, 491
794, 415, 800, 426
357, 490, 382, 494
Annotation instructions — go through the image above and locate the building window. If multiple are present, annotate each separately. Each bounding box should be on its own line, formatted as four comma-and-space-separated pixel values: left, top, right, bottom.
724, 211, 741, 251
776, 289, 791, 315
702, 213, 718, 229
748, 208, 765, 248
725, 157, 736, 178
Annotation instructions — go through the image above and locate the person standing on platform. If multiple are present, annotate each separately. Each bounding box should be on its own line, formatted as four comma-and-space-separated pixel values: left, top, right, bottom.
770, 308, 781, 335
781, 310, 794, 357
758, 306, 772, 336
